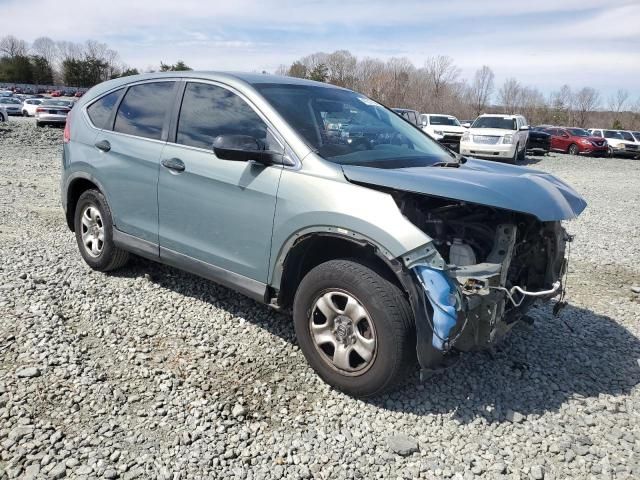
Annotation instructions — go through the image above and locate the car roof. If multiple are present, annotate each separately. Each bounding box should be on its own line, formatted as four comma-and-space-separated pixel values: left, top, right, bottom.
424, 113, 456, 117
80, 71, 349, 105
477, 113, 523, 118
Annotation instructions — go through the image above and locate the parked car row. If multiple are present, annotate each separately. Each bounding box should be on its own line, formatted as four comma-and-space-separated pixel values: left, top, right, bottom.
391, 106, 640, 162
0, 89, 76, 126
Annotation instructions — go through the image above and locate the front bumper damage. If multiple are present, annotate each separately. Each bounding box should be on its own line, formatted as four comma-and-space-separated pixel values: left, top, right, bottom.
404, 223, 569, 371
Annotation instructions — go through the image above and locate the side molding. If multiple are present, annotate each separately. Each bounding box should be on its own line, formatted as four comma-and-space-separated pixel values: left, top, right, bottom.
160, 247, 268, 303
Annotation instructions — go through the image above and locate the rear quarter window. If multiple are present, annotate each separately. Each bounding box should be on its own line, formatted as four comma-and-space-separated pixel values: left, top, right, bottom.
87, 89, 123, 130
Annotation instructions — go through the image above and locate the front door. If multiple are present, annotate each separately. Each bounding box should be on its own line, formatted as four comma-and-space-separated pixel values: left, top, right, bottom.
158, 81, 283, 284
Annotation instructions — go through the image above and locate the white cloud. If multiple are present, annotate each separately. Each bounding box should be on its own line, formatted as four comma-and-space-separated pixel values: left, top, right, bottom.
2, 0, 639, 96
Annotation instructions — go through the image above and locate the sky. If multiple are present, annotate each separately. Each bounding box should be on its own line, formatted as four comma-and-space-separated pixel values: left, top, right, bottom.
2, 0, 640, 99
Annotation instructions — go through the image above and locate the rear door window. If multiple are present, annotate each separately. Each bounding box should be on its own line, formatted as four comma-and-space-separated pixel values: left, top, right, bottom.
114, 82, 176, 140
176, 82, 269, 150
87, 89, 123, 130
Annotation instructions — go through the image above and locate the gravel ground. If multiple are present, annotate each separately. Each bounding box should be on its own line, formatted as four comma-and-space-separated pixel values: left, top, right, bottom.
1, 117, 639, 480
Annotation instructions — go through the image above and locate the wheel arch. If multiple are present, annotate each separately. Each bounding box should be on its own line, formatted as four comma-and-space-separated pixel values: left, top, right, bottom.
272, 229, 412, 310
64, 172, 111, 232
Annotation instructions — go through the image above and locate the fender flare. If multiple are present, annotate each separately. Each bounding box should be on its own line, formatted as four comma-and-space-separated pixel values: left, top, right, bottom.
63, 171, 113, 231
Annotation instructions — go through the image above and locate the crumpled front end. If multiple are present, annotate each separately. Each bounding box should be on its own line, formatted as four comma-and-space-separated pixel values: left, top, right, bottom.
397, 196, 572, 370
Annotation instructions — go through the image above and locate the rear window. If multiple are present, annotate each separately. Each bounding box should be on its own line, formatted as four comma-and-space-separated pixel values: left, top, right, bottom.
87, 89, 123, 130
114, 82, 175, 140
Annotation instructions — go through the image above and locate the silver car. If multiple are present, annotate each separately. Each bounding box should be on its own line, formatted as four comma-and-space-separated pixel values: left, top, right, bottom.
61, 72, 586, 396
0, 97, 23, 116
36, 99, 73, 127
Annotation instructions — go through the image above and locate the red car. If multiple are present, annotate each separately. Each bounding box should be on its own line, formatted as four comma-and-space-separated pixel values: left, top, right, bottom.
545, 127, 608, 156
51, 90, 63, 97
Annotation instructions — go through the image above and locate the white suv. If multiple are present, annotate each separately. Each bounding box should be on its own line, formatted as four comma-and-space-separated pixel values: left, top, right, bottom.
588, 129, 640, 158
460, 114, 529, 163
420, 114, 467, 150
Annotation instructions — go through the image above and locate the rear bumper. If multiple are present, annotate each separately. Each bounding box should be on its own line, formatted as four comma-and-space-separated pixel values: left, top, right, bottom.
36, 114, 67, 123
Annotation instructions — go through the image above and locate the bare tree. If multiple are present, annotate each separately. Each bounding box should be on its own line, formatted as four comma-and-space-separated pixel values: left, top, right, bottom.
608, 88, 629, 114
550, 84, 573, 125
325, 50, 357, 88
274, 64, 289, 76
468, 66, 494, 116
573, 87, 600, 127
31, 37, 57, 65
424, 55, 460, 111
498, 77, 521, 114
0, 35, 28, 57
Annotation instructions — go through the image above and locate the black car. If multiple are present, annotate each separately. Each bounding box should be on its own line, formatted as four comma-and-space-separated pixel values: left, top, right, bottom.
527, 127, 552, 155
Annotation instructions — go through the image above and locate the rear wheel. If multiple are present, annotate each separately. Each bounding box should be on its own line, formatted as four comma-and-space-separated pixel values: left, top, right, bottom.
568, 144, 579, 156
518, 144, 526, 162
74, 189, 129, 272
0, 113, 5, 122
22, 110, 29, 117
293, 259, 415, 397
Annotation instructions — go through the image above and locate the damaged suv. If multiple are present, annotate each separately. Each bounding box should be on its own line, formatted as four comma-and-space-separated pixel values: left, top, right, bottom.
61, 73, 587, 397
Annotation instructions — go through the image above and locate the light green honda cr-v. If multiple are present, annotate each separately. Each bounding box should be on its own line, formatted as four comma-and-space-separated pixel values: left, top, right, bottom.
61, 72, 586, 397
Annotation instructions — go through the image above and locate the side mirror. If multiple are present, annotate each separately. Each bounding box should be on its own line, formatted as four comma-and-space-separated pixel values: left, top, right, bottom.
520, 125, 530, 131
462, 123, 471, 128
212, 134, 283, 165
421, 120, 427, 127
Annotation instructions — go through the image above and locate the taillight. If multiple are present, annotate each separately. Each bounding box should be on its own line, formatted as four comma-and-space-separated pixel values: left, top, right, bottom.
36, 107, 45, 112
63, 111, 71, 143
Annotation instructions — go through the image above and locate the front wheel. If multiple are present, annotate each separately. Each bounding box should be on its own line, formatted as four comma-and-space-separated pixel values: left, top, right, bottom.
508, 144, 519, 164
568, 144, 579, 156
293, 259, 415, 397
74, 189, 129, 271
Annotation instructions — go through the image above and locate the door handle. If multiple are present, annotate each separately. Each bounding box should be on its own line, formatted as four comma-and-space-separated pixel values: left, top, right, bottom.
95, 140, 111, 152
161, 157, 185, 173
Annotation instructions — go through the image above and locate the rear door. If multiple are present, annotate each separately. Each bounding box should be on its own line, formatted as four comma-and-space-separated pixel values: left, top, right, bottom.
90, 80, 178, 244
158, 81, 283, 285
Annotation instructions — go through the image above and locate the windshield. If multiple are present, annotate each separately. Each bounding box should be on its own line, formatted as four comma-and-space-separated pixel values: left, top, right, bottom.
568, 128, 589, 137
428, 115, 460, 126
633, 132, 640, 141
255, 83, 452, 168
604, 130, 633, 141
0, 98, 21, 104
471, 116, 517, 130
620, 131, 635, 141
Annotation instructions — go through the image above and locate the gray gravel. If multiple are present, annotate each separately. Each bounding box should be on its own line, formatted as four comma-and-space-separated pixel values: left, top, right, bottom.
1, 116, 639, 479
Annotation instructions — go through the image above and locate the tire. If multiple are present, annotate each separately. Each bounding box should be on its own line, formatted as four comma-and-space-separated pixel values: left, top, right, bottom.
0, 113, 5, 122
508, 144, 519, 164
518, 144, 526, 162
36, 121, 42, 127
607, 146, 614, 158
293, 259, 415, 397
568, 144, 579, 156
74, 189, 129, 271
22, 110, 29, 117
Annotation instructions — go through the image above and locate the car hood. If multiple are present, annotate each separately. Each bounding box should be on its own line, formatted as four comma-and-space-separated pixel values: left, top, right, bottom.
342, 158, 587, 221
